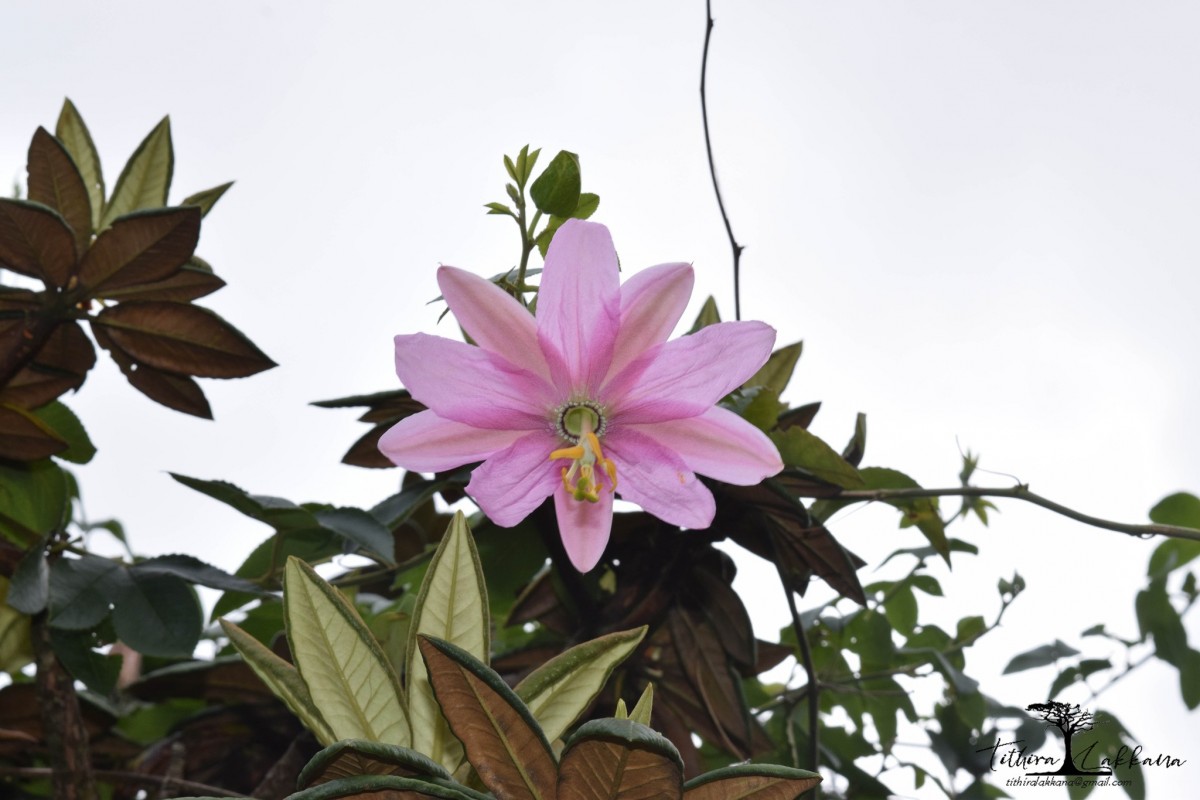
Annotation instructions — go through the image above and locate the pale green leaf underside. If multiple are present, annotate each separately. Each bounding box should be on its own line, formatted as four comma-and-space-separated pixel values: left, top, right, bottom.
220, 618, 336, 745
405, 512, 489, 770
285, 557, 410, 747
516, 625, 647, 743
100, 117, 173, 228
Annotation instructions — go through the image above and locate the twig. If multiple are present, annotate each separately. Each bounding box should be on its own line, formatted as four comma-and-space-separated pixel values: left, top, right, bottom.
700, 0, 744, 321
829, 485, 1200, 542
771, 553, 821, 785
0, 766, 253, 798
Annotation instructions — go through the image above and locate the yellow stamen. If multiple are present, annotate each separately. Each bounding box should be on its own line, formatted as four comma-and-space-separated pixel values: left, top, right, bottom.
548, 412, 617, 503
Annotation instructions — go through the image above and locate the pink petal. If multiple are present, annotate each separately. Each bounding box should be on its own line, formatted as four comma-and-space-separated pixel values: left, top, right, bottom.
628, 406, 783, 485
378, 410, 523, 472
536, 220, 621, 395
606, 262, 694, 380
554, 482, 614, 572
395, 333, 553, 430
465, 431, 561, 527
605, 428, 716, 530
437, 266, 552, 384
603, 321, 776, 424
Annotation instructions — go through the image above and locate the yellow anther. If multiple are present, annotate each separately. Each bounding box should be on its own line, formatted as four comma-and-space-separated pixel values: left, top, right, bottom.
548, 409, 618, 503
549, 444, 585, 462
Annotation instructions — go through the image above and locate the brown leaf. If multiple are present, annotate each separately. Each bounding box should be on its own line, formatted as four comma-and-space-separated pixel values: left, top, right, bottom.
0, 198, 77, 287
92, 301, 274, 378
666, 609, 761, 758
718, 481, 865, 604
0, 404, 67, 461
27, 127, 93, 254
558, 719, 683, 800
0, 321, 95, 408
77, 206, 199, 294
92, 322, 213, 418
417, 636, 557, 800
344, 424, 401, 468
99, 256, 225, 303
683, 765, 821, 800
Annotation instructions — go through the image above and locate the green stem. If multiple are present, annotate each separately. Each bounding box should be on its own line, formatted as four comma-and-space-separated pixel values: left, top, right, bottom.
826, 485, 1200, 543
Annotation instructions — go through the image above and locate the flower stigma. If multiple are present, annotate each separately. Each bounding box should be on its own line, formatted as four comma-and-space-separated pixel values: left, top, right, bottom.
550, 401, 617, 502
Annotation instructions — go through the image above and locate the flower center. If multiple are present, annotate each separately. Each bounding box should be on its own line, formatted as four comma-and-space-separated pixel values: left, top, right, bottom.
549, 401, 617, 503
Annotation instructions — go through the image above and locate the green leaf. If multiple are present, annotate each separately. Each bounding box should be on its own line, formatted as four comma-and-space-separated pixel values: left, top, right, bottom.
131, 554, 267, 595
529, 150, 581, 217
688, 296, 721, 333
99, 116, 173, 228
181, 181, 233, 218
418, 636, 556, 800
515, 626, 648, 744
0, 459, 69, 546
314, 507, 396, 566
405, 512, 489, 770
882, 585, 917, 636
48, 554, 125, 630
1149, 491, 1200, 528
0, 577, 34, 674
628, 683, 654, 726
55, 98, 105, 231
7, 538, 50, 614
1002, 640, 1081, 674
285, 775, 488, 800
745, 342, 802, 395
770, 427, 864, 488
48, 628, 121, 694
558, 718, 683, 800
284, 557, 410, 746
1135, 577, 1189, 668
0, 404, 68, 461
112, 571, 202, 658
683, 762, 822, 800
30, 401, 95, 464
297, 739, 450, 789
573, 192, 600, 220
220, 618, 337, 745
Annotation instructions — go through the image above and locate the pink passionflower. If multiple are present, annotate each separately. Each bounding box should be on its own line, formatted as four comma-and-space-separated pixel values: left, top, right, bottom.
379, 220, 783, 571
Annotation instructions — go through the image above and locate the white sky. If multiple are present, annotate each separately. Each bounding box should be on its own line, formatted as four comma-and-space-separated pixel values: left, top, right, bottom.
3, 2, 1198, 797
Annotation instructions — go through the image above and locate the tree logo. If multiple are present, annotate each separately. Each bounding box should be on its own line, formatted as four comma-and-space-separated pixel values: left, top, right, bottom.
1024, 701, 1112, 776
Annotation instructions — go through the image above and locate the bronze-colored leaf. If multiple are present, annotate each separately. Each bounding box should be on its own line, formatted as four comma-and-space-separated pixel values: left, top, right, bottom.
99, 257, 226, 303
0, 404, 67, 461
77, 206, 200, 294
683, 764, 821, 800
0, 321, 95, 408
297, 739, 450, 789
558, 718, 683, 800
343, 423, 401, 468
417, 636, 557, 800
92, 322, 213, 418
684, 567, 756, 671
92, 301, 274, 378
717, 480, 865, 604
0, 198, 77, 287
313, 390, 427, 469
27, 127, 93, 254
666, 609, 760, 758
